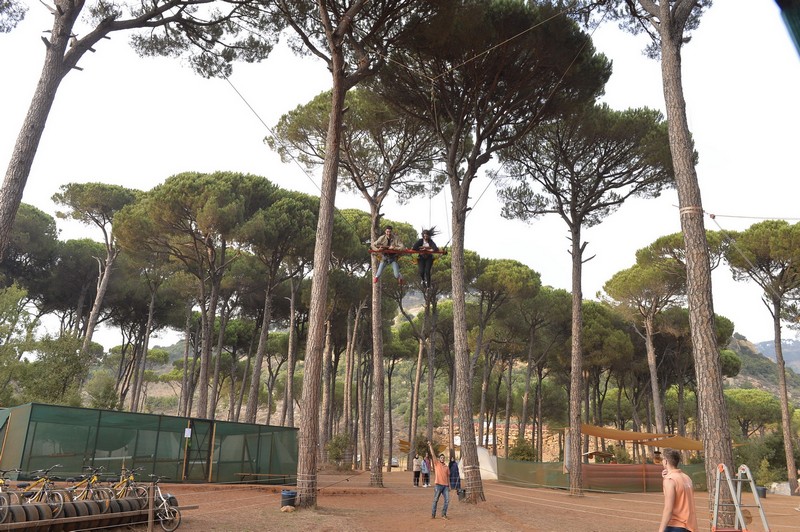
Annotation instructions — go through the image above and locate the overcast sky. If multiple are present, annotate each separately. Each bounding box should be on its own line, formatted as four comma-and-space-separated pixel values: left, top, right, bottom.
2, 1, 799, 348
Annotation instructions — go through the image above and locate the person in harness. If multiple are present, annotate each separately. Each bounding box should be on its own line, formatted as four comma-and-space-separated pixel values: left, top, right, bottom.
372, 225, 405, 285
411, 228, 439, 289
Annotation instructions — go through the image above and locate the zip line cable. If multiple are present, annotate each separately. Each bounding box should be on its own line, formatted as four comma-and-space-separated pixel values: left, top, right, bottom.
375, 3, 604, 249
454, 7, 610, 237
224, 76, 367, 242
225, 2, 601, 250
704, 207, 796, 309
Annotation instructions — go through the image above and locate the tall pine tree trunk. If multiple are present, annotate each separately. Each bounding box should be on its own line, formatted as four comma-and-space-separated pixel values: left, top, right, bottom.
320, 320, 333, 462
658, 16, 734, 507
450, 183, 483, 502
369, 215, 385, 487
504, 361, 512, 457
245, 290, 274, 422
0, 1, 77, 258
567, 225, 585, 495
643, 316, 666, 433
771, 298, 798, 493
131, 287, 157, 412
209, 299, 232, 420
81, 249, 118, 357
408, 338, 424, 467
179, 302, 193, 417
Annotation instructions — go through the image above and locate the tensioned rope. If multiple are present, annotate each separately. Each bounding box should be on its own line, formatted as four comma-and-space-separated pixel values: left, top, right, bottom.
224, 76, 366, 242
378, 4, 610, 249
701, 206, 795, 307
225, 3, 596, 250
458, 8, 611, 244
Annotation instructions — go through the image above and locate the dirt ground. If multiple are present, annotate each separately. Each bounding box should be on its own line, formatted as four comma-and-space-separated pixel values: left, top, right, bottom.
162, 470, 800, 531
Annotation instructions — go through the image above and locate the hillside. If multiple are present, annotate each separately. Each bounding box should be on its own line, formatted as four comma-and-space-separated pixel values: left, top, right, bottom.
727, 334, 800, 402
755, 337, 800, 373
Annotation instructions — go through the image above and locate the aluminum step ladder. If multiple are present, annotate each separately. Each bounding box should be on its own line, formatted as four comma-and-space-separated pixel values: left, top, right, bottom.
711, 463, 770, 532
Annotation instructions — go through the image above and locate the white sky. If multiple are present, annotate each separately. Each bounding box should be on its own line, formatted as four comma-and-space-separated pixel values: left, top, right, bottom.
1, 1, 799, 347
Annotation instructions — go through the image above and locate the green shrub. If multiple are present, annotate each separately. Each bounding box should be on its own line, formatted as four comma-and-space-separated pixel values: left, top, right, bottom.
326, 434, 351, 463
755, 457, 782, 485
508, 438, 537, 461
607, 444, 633, 464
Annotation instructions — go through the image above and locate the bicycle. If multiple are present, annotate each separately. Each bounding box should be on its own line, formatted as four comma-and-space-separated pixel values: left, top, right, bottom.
16, 464, 65, 518
109, 466, 148, 509
148, 475, 181, 531
0, 468, 21, 523
66, 465, 114, 511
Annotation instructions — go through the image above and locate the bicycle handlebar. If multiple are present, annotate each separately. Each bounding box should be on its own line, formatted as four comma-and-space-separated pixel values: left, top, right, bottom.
32, 464, 63, 475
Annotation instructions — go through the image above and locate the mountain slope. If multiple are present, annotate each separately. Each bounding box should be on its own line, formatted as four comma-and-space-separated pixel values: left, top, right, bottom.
727, 334, 800, 402
755, 337, 800, 373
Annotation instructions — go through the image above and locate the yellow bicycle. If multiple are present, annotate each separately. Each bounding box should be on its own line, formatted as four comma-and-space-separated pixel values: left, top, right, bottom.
17, 464, 65, 518
66, 465, 114, 511
109, 466, 148, 509
0, 467, 21, 523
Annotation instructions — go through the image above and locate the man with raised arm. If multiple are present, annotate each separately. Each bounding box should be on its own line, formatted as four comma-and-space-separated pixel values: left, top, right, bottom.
427, 440, 450, 520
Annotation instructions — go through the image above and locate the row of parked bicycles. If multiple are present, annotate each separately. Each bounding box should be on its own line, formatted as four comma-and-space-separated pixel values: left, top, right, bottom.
0, 465, 180, 531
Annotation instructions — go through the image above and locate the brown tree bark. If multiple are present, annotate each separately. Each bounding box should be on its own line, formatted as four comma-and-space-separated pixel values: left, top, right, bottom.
408, 338, 424, 467
450, 182, 484, 502
567, 226, 585, 496
770, 298, 799, 494
656, 1, 734, 511
503, 361, 512, 457
0, 1, 74, 260
284, 278, 301, 427
296, 40, 347, 504
643, 317, 666, 434
369, 213, 385, 487
321, 319, 333, 462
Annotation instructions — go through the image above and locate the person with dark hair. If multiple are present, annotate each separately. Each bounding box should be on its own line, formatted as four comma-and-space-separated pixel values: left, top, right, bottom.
658, 449, 697, 532
412, 454, 421, 487
427, 440, 450, 519
411, 228, 438, 288
448, 455, 461, 491
420, 454, 430, 488
372, 225, 404, 284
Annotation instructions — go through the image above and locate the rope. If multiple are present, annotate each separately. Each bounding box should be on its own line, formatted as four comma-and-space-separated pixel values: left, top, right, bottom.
458, 7, 610, 231
223, 3, 599, 253
223, 76, 365, 242
704, 208, 789, 306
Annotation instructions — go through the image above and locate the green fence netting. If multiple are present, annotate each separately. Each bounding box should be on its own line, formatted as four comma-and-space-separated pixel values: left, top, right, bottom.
0, 403, 297, 484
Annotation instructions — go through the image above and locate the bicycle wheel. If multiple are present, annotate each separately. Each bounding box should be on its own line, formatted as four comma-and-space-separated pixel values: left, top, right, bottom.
91, 487, 114, 513
45, 489, 64, 518
116, 498, 137, 526
0, 492, 8, 523
132, 485, 149, 509
157, 505, 181, 532
7, 501, 25, 524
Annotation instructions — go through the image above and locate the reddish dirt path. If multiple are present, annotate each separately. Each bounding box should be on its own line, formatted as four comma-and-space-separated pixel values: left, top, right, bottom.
165, 470, 800, 531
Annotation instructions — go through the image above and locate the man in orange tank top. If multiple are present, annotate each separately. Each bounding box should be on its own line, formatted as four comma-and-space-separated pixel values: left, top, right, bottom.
427, 440, 450, 520
658, 448, 698, 532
